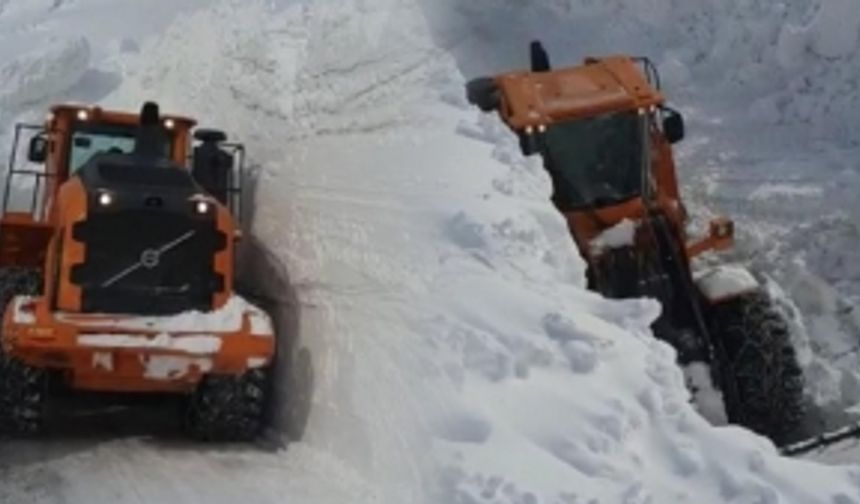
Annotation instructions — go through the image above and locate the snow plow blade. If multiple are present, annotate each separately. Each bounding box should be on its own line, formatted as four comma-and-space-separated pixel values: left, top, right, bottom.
2, 294, 275, 393
780, 422, 860, 457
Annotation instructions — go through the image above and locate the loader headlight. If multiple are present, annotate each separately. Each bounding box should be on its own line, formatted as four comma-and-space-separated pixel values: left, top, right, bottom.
195, 201, 210, 214
98, 191, 114, 207
77, 109, 90, 121
164, 118, 176, 129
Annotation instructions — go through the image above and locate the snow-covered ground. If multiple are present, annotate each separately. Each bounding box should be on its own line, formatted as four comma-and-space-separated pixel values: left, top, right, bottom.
1, 0, 860, 503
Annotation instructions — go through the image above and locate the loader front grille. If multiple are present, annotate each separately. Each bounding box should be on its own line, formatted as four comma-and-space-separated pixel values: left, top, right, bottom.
71, 208, 226, 315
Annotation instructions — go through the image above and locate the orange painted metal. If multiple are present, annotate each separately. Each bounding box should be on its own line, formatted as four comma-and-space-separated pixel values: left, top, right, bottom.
495, 56, 664, 130
0, 103, 268, 393
686, 218, 735, 258
2, 297, 273, 393
490, 56, 734, 261
0, 215, 53, 268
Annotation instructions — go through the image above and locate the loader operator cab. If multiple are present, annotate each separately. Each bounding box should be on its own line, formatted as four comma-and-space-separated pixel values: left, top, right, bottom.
542, 110, 646, 210
0, 102, 246, 275
466, 42, 697, 249
68, 122, 172, 174
542, 105, 686, 213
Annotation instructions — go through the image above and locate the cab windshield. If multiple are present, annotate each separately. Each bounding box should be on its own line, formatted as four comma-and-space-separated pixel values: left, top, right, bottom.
541, 111, 645, 210
69, 124, 171, 173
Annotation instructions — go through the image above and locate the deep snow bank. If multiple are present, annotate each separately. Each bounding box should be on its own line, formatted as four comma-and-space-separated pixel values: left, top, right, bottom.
425, 0, 860, 429
426, 90, 860, 503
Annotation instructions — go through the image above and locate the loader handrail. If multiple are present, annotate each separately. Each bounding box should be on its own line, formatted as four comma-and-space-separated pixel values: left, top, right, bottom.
3, 123, 56, 221
222, 142, 245, 221
632, 57, 661, 91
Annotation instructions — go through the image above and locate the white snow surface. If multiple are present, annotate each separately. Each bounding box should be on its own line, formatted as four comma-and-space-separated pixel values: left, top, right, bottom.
694, 265, 760, 302
77, 334, 223, 356
55, 294, 273, 336
10, 296, 35, 324
0, 0, 859, 503
589, 218, 637, 256
142, 355, 214, 381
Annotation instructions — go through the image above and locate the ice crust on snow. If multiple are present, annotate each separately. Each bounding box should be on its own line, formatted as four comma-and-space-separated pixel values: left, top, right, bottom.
0, 36, 90, 121
807, 0, 860, 59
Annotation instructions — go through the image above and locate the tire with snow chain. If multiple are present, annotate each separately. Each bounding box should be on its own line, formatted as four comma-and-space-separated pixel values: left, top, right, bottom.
708, 291, 804, 443
185, 369, 270, 442
0, 267, 45, 436
0, 267, 41, 311
0, 348, 46, 436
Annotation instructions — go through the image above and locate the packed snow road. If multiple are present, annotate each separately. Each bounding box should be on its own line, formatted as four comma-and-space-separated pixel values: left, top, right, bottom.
2, 0, 860, 503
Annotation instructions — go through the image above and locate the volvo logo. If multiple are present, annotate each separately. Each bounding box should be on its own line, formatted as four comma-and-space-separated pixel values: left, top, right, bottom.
140, 249, 160, 269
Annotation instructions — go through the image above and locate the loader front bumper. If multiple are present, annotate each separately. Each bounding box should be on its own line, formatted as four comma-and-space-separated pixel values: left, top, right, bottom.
1, 295, 275, 393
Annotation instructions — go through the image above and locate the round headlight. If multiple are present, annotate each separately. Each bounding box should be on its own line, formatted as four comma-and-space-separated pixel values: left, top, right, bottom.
196, 201, 210, 214
98, 192, 113, 206
164, 118, 175, 129
77, 109, 90, 121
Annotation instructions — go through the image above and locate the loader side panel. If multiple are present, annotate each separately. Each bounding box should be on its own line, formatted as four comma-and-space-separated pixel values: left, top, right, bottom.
0, 216, 52, 269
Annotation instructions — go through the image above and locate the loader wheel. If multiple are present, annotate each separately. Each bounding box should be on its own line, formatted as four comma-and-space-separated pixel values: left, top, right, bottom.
708, 291, 804, 443
0, 267, 46, 436
0, 348, 46, 436
185, 368, 270, 442
0, 267, 41, 310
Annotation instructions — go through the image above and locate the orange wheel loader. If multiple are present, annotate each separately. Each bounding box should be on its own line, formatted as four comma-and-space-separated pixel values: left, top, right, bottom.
468, 42, 804, 444
0, 102, 275, 441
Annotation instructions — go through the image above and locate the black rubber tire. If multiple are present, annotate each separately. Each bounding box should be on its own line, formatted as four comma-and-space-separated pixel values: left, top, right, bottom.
0, 348, 46, 435
0, 267, 45, 436
185, 368, 270, 442
708, 291, 804, 443
0, 267, 41, 311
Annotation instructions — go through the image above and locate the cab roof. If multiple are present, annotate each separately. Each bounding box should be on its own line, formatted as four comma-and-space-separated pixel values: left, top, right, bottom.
494, 56, 664, 130
49, 103, 197, 129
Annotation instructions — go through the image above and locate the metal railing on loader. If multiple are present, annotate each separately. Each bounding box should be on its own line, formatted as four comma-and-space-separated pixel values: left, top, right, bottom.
220, 142, 246, 222
2, 123, 54, 222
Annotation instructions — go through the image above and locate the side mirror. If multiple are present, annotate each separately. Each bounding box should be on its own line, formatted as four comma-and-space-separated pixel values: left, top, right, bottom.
530, 40, 552, 72
28, 134, 48, 163
194, 128, 227, 144
465, 77, 500, 113
662, 109, 685, 144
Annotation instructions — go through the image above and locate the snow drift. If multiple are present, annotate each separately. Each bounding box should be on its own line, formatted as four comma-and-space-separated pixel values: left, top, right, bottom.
0, 0, 859, 503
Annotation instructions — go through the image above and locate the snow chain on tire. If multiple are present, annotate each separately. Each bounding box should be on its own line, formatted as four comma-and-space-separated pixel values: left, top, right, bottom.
708, 291, 805, 443
185, 368, 270, 442
0, 267, 46, 436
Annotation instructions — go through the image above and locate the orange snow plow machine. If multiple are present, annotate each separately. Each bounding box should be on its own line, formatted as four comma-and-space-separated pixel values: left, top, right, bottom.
0, 102, 275, 440
467, 43, 806, 446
